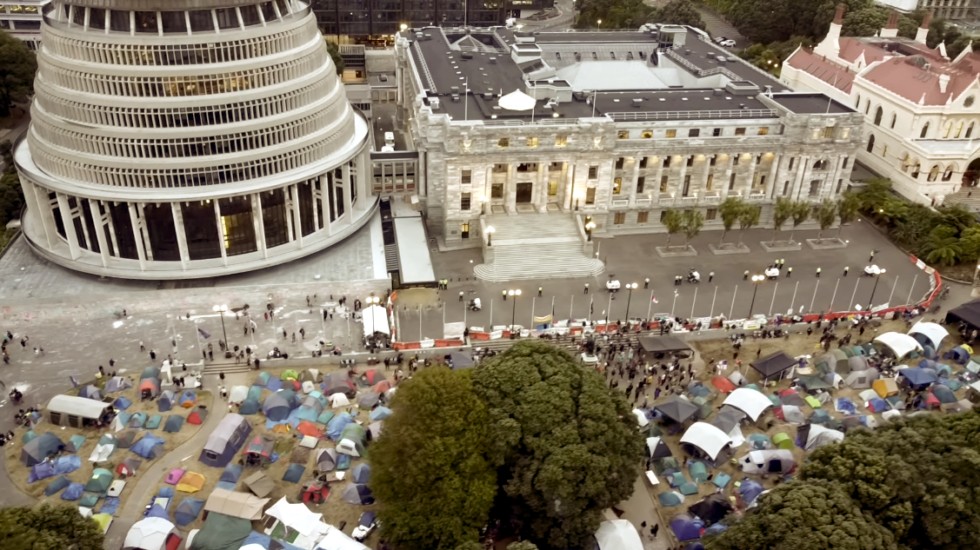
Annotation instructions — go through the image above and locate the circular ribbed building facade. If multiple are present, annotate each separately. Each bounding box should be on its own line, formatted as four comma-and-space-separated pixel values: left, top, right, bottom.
15, 0, 373, 279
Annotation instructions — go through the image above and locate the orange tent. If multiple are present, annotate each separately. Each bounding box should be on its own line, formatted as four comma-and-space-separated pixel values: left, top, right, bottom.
711, 375, 736, 394
296, 421, 323, 439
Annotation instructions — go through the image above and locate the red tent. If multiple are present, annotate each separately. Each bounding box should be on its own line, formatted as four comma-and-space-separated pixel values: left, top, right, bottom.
301, 483, 330, 504
361, 368, 385, 386
710, 376, 736, 394
187, 409, 208, 425
296, 421, 323, 438
139, 378, 160, 399
372, 380, 393, 394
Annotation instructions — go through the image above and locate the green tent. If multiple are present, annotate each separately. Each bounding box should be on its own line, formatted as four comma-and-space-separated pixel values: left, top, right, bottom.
84, 468, 113, 494
689, 461, 708, 483
189, 512, 251, 550
281, 370, 299, 381
772, 432, 793, 450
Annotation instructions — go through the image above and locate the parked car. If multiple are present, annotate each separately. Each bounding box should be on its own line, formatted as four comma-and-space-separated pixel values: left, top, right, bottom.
352, 511, 378, 542
719, 39, 736, 47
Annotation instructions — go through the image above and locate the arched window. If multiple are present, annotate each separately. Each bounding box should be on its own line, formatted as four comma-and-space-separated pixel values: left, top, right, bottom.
890, 113, 897, 129
873, 106, 883, 126
955, 121, 964, 138
911, 162, 921, 178
855, 94, 861, 108
967, 122, 975, 139
944, 121, 953, 138
942, 165, 955, 181
866, 134, 875, 153
927, 165, 941, 181
920, 122, 929, 138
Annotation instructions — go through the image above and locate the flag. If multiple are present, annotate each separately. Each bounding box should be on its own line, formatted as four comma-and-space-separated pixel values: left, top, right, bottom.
651, 295, 659, 304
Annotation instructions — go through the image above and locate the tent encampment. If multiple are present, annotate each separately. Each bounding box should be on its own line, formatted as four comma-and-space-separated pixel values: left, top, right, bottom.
337, 424, 367, 457
21, 432, 65, 466
739, 449, 796, 474
131, 434, 165, 459
654, 395, 700, 424
874, 332, 922, 359
680, 422, 733, 460
123, 516, 174, 550
722, 388, 772, 422
341, 483, 374, 505
243, 471, 276, 498
594, 519, 644, 550
751, 352, 797, 380
158, 391, 175, 412
47, 395, 115, 428
798, 423, 845, 451
199, 414, 251, 467
898, 367, 938, 391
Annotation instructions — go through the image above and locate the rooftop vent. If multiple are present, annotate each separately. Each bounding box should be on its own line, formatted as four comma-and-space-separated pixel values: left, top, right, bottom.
452, 94, 460, 102
489, 57, 497, 64
461, 52, 473, 60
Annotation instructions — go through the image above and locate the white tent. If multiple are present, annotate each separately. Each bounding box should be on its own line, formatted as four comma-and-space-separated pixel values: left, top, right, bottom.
594, 519, 643, 550
908, 322, 948, 349
739, 449, 796, 474
265, 497, 329, 549
722, 388, 772, 422
874, 332, 922, 358
632, 409, 649, 427
802, 424, 844, 451
123, 517, 174, 550
228, 385, 249, 404
361, 305, 390, 338
680, 422, 733, 460
315, 525, 370, 550
329, 393, 350, 408
498, 89, 536, 111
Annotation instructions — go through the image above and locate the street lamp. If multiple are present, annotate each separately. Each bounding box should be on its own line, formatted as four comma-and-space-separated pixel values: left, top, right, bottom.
624, 282, 638, 323
486, 225, 495, 247
867, 269, 886, 311
585, 221, 597, 241
212, 304, 229, 352
748, 275, 765, 317
597, 19, 602, 30
508, 289, 522, 337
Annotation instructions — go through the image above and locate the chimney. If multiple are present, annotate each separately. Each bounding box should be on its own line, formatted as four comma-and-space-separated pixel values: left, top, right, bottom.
915, 12, 933, 44
880, 11, 900, 38
938, 73, 950, 94
814, 4, 846, 58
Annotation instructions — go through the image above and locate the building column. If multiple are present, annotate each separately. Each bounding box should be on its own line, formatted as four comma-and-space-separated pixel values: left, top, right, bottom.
342, 164, 354, 224
629, 158, 641, 208
309, 184, 319, 231
290, 184, 304, 247
127, 202, 147, 269
135, 203, 154, 261
284, 189, 295, 242
792, 156, 810, 200
171, 202, 189, 268
252, 193, 267, 258
103, 201, 119, 258
213, 199, 228, 265
87, 199, 110, 268
23, 183, 56, 248
765, 158, 780, 199
319, 175, 332, 236
55, 194, 81, 260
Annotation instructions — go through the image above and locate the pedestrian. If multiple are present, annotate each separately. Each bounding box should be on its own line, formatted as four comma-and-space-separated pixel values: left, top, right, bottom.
502, 290, 507, 301
644, 278, 650, 289
299, 327, 306, 339
786, 267, 792, 278
843, 266, 849, 277
538, 286, 543, 297
459, 291, 464, 302
139, 341, 145, 352
584, 283, 589, 294
816, 267, 821, 278
869, 249, 876, 262
708, 271, 714, 282
219, 372, 225, 382
743, 270, 749, 280
149, 350, 156, 360
652, 524, 659, 537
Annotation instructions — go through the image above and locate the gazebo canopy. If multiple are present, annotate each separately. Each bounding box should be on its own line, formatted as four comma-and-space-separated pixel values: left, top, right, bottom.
638, 335, 692, 354
654, 395, 699, 424
680, 422, 733, 460
498, 89, 536, 111
751, 352, 797, 379
722, 388, 772, 422
874, 332, 922, 358
908, 322, 948, 349
946, 299, 980, 330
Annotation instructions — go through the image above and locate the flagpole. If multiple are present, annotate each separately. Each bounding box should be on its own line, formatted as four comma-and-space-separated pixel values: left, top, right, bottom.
709, 286, 717, 318
569, 295, 574, 321
464, 78, 469, 121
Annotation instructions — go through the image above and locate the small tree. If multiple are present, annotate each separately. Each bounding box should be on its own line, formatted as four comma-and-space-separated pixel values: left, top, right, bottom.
0, 31, 37, 117
737, 205, 760, 245
662, 209, 684, 247
814, 199, 838, 239
0, 504, 105, 550
771, 197, 794, 241
788, 200, 810, 242
836, 192, 860, 236
683, 209, 704, 245
718, 197, 746, 245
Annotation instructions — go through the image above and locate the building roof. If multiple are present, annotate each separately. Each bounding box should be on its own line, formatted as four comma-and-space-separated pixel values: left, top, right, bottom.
838, 37, 890, 65
405, 26, 794, 123
785, 48, 855, 93
767, 93, 854, 114
862, 54, 980, 106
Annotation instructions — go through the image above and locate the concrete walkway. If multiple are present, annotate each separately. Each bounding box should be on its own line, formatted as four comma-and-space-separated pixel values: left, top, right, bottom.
618, 474, 672, 550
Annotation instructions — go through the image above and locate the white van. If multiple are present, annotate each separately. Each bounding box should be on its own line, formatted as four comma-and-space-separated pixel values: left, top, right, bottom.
383, 131, 395, 147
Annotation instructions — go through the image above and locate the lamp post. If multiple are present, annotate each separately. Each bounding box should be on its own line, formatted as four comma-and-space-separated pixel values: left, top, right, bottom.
212, 304, 229, 351
748, 275, 765, 317
508, 289, 522, 337
867, 269, 886, 311
624, 282, 638, 323
585, 221, 596, 241
486, 225, 495, 247
597, 19, 602, 30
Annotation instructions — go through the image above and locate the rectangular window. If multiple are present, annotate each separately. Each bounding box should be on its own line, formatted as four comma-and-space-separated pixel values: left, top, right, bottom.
639, 157, 648, 169
555, 135, 568, 147
588, 166, 598, 179
822, 127, 834, 139
709, 156, 717, 166
660, 211, 668, 222
809, 180, 821, 197
689, 128, 700, 137
636, 177, 645, 194
641, 130, 653, 139
788, 158, 795, 170
842, 157, 848, 169
548, 181, 558, 197
613, 212, 626, 225
613, 177, 622, 194
617, 130, 629, 139
706, 208, 717, 221
498, 138, 509, 147
686, 156, 694, 167
734, 155, 740, 166
585, 187, 596, 205
460, 192, 471, 211
836, 179, 844, 194
492, 163, 508, 173
712, 128, 722, 137
666, 129, 677, 138
637, 211, 649, 224
461, 170, 471, 184
526, 136, 539, 148
682, 176, 691, 197
783, 181, 790, 194
491, 183, 504, 199
729, 173, 736, 190
735, 127, 746, 136
757, 127, 769, 136
660, 176, 669, 192
663, 157, 671, 168
460, 222, 470, 238
615, 157, 625, 170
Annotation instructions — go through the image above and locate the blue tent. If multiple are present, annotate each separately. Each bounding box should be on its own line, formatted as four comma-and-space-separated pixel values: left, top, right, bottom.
266, 377, 283, 392
240, 531, 305, 550
239, 398, 261, 415
129, 412, 148, 428
351, 463, 372, 484
738, 480, 765, 505
131, 435, 165, 459
28, 462, 57, 483
67, 434, 87, 453
247, 386, 263, 401
53, 455, 81, 475
61, 482, 84, 501
327, 412, 354, 441
369, 407, 392, 422
899, 368, 938, 390
174, 498, 205, 526
282, 463, 305, 483
113, 396, 132, 410
146, 503, 169, 519
255, 372, 272, 387
44, 476, 70, 496
671, 515, 705, 542
217, 464, 243, 491
341, 483, 374, 505
163, 415, 185, 433
158, 390, 176, 412
146, 415, 163, 430
178, 390, 197, 408
262, 393, 293, 421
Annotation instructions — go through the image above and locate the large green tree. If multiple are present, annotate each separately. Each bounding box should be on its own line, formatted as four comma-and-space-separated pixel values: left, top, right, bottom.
770, 197, 793, 241
651, 0, 705, 29
0, 504, 105, 550
371, 367, 497, 550
0, 30, 37, 117
472, 341, 644, 549
683, 208, 704, 244
575, 0, 654, 29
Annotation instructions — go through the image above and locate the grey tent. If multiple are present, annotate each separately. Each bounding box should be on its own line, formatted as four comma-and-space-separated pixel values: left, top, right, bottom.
449, 351, 475, 370
199, 414, 251, 467
315, 448, 338, 472
238, 398, 261, 415
115, 429, 141, 449
45, 475, 71, 496
174, 498, 205, 527
654, 395, 700, 424
712, 406, 746, 433
282, 463, 305, 483
163, 415, 185, 433
262, 393, 292, 421
78, 385, 102, 400
158, 390, 176, 412
321, 372, 356, 397
357, 392, 381, 410
351, 463, 372, 484
341, 483, 375, 505
845, 369, 879, 389
645, 436, 672, 459
847, 355, 869, 372
104, 376, 132, 393
751, 352, 797, 380
243, 471, 276, 498
21, 433, 65, 466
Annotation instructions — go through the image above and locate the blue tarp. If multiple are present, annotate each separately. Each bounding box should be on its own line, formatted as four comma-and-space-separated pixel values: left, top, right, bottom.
282, 463, 305, 483
899, 368, 938, 389
835, 397, 857, 415
54, 454, 81, 475
131, 435, 165, 459
61, 483, 84, 501
867, 398, 890, 413
28, 462, 56, 483
113, 396, 132, 410
99, 496, 121, 516
44, 476, 70, 496
240, 531, 305, 550
327, 412, 354, 440
146, 503, 168, 519
174, 498, 205, 526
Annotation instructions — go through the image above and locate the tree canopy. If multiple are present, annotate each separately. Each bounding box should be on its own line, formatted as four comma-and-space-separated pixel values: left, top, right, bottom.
0, 504, 105, 550
706, 411, 980, 550
370, 367, 497, 550
472, 341, 645, 549
0, 30, 36, 117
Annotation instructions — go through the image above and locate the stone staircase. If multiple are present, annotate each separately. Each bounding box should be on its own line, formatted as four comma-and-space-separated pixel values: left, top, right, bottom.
944, 187, 980, 212
474, 213, 605, 282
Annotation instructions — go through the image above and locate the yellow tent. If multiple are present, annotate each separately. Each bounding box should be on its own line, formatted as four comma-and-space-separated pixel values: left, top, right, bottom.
873, 378, 899, 398
176, 471, 206, 493
90, 513, 113, 534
